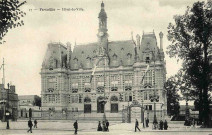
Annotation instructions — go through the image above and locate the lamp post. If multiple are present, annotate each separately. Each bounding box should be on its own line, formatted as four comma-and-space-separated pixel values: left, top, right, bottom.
6, 83, 10, 129
184, 92, 190, 126
151, 50, 158, 128
102, 56, 107, 131
161, 103, 164, 119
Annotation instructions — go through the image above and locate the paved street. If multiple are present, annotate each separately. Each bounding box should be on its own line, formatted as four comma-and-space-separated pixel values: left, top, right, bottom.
0, 120, 212, 135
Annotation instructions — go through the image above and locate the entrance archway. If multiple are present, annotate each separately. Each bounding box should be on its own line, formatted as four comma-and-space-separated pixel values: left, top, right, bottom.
125, 100, 145, 123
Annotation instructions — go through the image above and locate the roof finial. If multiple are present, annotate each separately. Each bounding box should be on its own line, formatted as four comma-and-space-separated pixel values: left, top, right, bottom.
101, 1, 104, 7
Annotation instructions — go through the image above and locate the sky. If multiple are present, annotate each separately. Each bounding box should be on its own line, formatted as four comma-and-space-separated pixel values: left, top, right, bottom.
0, 0, 201, 97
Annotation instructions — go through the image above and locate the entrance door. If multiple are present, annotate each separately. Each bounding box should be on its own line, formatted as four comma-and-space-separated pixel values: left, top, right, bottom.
97, 101, 104, 113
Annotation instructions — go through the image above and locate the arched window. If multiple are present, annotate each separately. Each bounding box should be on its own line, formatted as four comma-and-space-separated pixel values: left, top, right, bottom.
110, 96, 118, 113
84, 97, 91, 113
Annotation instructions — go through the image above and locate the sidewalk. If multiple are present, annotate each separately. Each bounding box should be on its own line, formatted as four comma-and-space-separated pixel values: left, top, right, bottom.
0, 120, 212, 132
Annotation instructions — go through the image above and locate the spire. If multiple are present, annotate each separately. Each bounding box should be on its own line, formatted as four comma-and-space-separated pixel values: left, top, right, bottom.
98, 1, 107, 20
101, 1, 104, 8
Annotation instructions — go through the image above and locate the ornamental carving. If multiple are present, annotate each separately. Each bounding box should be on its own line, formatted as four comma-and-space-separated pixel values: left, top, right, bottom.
85, 87, 91, 92
97, 86, 104, 93
125, 86, 132, 91
48, 88, 54, 92
111, 86, 118, 91
149, 95, 159, 102
72, 88, 78, 93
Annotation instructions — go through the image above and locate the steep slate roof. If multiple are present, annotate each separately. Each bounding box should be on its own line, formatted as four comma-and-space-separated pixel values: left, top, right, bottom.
42, 43, 67, 69
140, 32, 160, 60
42, 33, 161, 70
70, 40, 135, 69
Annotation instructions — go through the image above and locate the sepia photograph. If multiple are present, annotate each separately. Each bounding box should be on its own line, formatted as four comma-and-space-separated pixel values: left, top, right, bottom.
0, 0, 212, 134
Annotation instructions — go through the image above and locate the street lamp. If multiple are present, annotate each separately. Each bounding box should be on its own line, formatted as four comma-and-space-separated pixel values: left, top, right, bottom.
6, 83, 10, 129
151, 50, 158, 128
184, 92, 190, 126
161, 103, 164, 119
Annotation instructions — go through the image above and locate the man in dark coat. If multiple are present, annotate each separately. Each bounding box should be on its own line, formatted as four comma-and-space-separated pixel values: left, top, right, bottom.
159, 120, 164, 130
34, 119, 38, 128
135, 119, 141, 132
146, 118, 149, 127
164, 120, 168, 130
73, 120, 78, 134
97, 121, 102, 131
106, 120, 109, 131
27, 118, 33, 133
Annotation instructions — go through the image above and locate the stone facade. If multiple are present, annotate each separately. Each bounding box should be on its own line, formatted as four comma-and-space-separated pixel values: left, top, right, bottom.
41, 2, 167, 121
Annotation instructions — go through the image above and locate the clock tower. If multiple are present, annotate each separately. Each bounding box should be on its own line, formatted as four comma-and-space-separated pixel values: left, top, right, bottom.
97, 2, 108, 56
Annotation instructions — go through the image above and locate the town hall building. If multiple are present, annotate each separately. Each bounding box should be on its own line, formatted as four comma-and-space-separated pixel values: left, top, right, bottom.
40, 2, 167, 121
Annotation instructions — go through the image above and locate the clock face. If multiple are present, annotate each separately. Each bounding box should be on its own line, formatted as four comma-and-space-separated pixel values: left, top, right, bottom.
99, 32, 104, 36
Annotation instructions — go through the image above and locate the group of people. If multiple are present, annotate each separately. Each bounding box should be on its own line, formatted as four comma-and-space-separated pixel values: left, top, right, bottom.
27, 118, 38, 133
26, 117, 169, 134
135, 118, 168, 132
159, 120, 168, 130
97, 120, 109, 131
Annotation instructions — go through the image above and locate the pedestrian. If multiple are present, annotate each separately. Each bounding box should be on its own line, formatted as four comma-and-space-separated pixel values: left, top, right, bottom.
135, 119, 141, 132
73, 120, 78, 134
146, 118, 149, 127
106, 120, 109, 131
164, 120, 168, 130
34, 119, 38, 128
97, 121, 102, 131
159, 120, 163, 130
27, 118, 33, 133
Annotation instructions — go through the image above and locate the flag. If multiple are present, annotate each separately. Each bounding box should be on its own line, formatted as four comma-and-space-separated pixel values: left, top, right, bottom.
90, 65, 97, 83
141, 64, 150, 83
90, 57, 103, 83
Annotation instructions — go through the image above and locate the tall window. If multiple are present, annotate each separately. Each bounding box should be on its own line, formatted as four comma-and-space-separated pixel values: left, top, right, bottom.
145, 57, 150, 63
110, 96, 118, 113
144, 91, 148, 100
97, 76, 104, 93
72, 82, 78, 93
84, 97, 91, 113
144, 70, 152, 85
84, 77, 91, 92
124, 75, 133, 91
111, 75, 118, 91
49, 95, 55, 103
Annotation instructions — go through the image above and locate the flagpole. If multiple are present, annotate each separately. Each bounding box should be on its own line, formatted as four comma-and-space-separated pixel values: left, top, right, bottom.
2, 58, 5, 87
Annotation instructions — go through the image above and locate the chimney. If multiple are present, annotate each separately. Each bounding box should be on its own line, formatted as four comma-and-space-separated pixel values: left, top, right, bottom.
159, 32, 163, 50
136, 34, 141, 49
10, 85, 15, 93
66, 42, 71, 68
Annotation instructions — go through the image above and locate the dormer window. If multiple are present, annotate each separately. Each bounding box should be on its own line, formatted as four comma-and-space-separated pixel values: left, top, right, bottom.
146, 57, 150, 63
127, 53, 132, 59
86, 57, 91, 68
113, 53, 117, 60
73, 57, 78, 69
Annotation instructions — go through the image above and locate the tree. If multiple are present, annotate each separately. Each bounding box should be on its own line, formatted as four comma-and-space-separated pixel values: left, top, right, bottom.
167, 1, 212, 127
0, 0, 26, 44
164, 77, 180, 117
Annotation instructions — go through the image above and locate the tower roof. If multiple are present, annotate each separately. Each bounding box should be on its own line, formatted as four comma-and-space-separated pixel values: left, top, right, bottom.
98, 2, 107, 19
